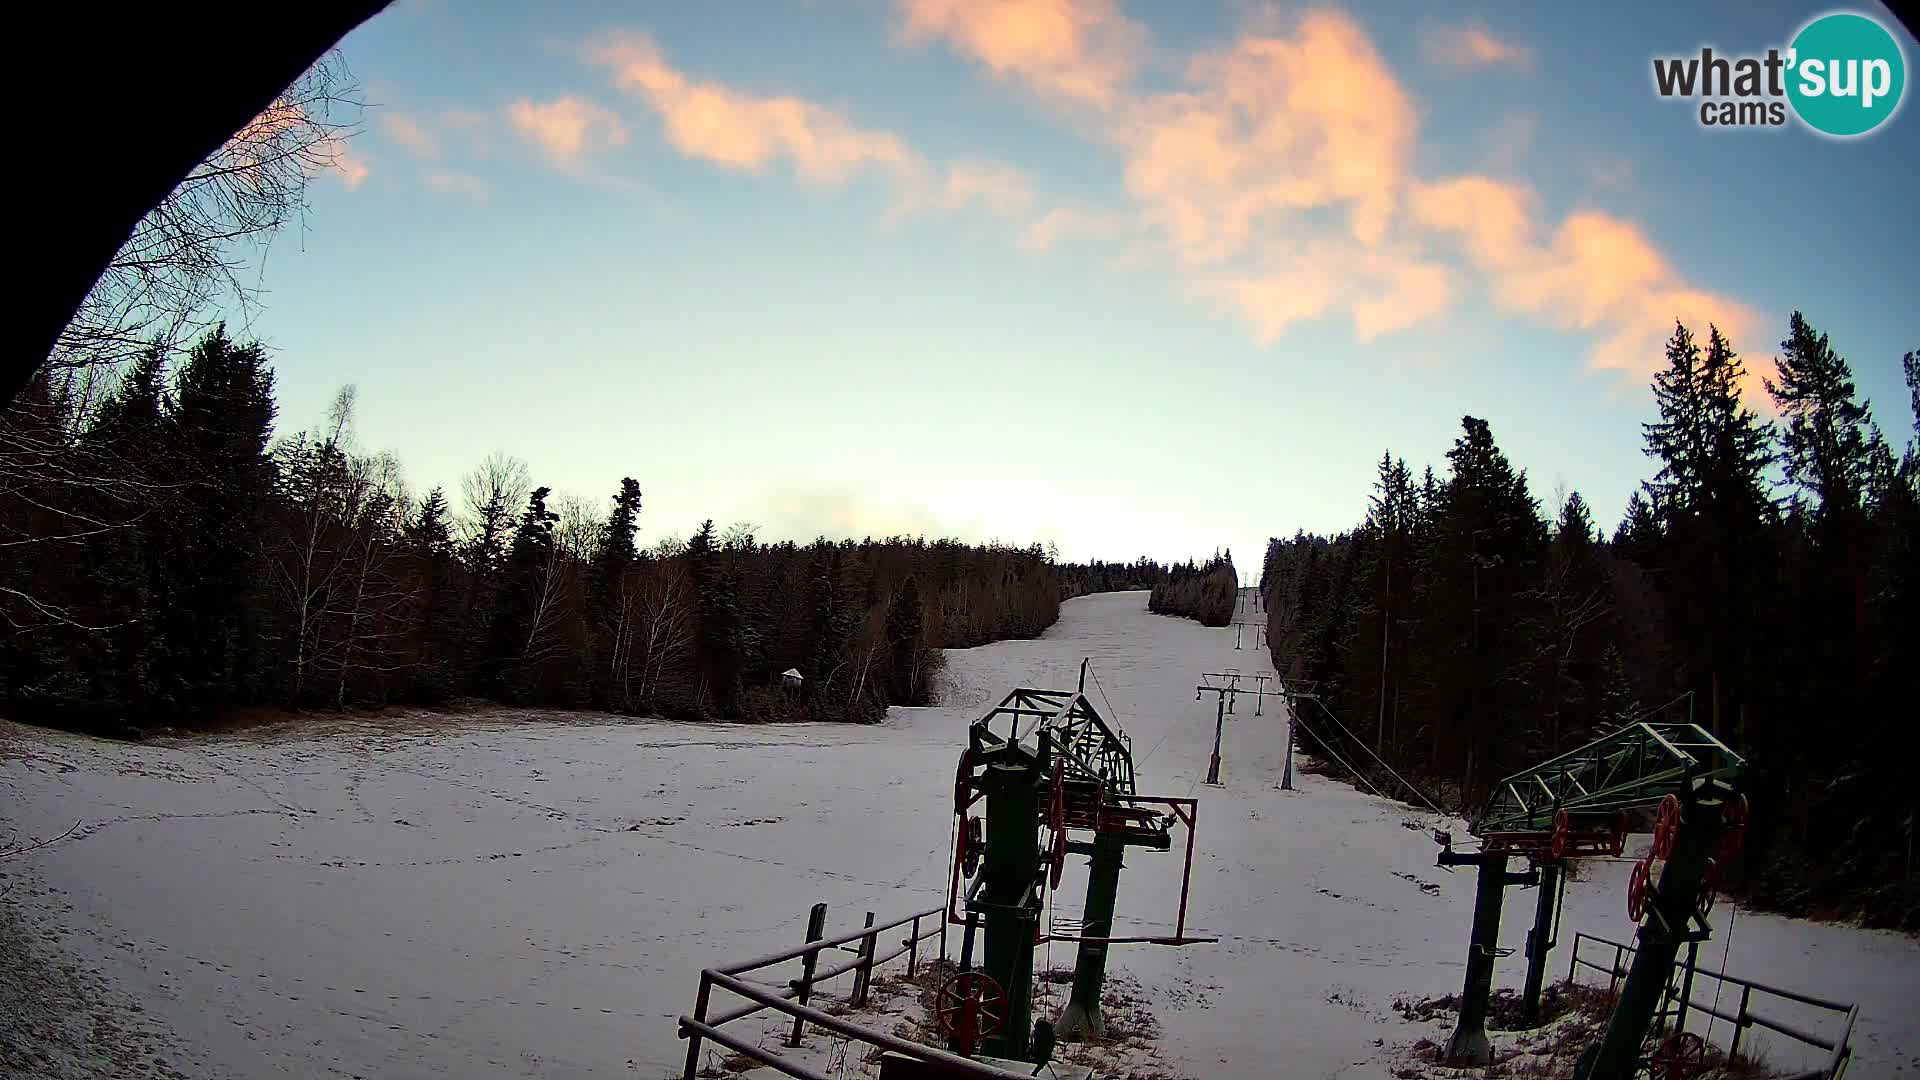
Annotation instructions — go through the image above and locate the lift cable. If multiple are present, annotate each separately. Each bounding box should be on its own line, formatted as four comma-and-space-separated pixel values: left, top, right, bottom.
1304, 695, 1449, 818
1289, 713, 1394, 804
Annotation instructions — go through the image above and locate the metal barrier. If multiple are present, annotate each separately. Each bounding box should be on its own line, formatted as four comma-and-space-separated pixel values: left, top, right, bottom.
1566, 931, 1857, 1079
678, 901, 1031, 1080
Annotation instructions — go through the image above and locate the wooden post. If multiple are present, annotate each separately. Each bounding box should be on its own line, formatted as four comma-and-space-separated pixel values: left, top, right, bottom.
907, 914, 922, 977
682, 972, 712, 1080
1729, 985, 1752, 1060
852, 911, 878, 1008
786, 902, 828, 1047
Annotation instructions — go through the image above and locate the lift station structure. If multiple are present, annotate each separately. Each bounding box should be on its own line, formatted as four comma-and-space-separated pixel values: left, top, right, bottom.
943, 661, 1212, 1063
1434, 720, 1748, 1080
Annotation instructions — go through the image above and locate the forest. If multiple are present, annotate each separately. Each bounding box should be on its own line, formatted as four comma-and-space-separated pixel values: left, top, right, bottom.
0, 329, 1171, 735
1148, 555, 1240, 626
1262, 314, 1918, 929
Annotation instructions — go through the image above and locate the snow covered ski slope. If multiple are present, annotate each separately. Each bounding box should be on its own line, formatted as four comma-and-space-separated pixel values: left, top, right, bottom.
1, 591, 1915, 1079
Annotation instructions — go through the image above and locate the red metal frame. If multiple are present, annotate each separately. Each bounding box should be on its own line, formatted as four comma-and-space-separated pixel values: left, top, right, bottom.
945, 793, 1213, 948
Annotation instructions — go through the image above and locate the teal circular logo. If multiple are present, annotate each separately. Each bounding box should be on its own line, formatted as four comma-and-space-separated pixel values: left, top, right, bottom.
1787, 12, 1906, 136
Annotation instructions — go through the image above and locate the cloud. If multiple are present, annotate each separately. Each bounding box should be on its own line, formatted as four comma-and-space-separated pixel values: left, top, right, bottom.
900, 3, 1767, 388
1017, 206, 1133, 252
381, 112, 440, 158
1208, 243, 1452, 344
423, 168, 491, 201
1118, 12, 1418, 262
894, 0, 1146, 107
1410, 175, 1767, 396
224, 100, 370, 189
328, 144, 371, 188
585, 32, 916, 184
888, 161, 1036, 222
1421, 21, 1535, 70
506, 96, 630, 169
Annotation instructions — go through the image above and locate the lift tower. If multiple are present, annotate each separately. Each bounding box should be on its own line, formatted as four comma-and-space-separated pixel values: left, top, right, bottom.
1434, 722, 1745, 1072
947, 667, 1210, 1061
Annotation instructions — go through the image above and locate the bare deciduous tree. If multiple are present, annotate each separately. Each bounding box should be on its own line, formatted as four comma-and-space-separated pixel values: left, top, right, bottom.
50, 55, 365, 382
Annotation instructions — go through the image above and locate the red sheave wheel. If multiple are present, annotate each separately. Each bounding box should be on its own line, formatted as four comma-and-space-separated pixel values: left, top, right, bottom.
1652, 794, 1682, 860
1718, 793, 1749, 863
935, 971, 1007, 1039
1696, 857, 1719, 919
1550, 808, 1571, 859
1627, 857, 1653, 922
959, 815, 983, 878
1651, 1031, 1706, 1080
954, 747, 976, 817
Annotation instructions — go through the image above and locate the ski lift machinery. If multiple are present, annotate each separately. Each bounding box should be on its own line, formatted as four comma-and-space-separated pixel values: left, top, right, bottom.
941, 659, 1215, 1064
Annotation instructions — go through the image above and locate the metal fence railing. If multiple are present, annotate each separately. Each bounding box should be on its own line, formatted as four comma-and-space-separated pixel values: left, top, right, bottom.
1566, 931, 1858, 1080
678, 901, 1032, 1080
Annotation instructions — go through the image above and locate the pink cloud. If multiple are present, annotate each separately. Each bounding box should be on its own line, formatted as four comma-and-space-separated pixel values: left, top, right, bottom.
1017, 206, 1134, 252
1422, 21, 1535, 70
898, 3, 1769, 385
895, 0, 1145, 107
1119, 12, 1417, 262
423, 168, 490, 201
1209, 244, 1453, 344
1411, 176, 1769, 401
506, 96, 629, 169
585, 33, 916, 184
381, 113, 439, 159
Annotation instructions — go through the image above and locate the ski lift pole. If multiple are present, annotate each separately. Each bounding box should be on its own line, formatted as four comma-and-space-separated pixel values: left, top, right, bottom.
1204, 689, 1227, 785
1440, 848, 1539, 1065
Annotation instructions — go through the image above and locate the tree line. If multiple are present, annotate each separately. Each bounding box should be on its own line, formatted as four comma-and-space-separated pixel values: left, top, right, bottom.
1149, 554, 1239, 626
1263, 313, 1917, 929
0, 328, 1172, 734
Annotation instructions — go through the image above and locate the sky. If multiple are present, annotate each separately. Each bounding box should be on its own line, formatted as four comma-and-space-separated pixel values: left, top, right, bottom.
235, 0, 1919, 571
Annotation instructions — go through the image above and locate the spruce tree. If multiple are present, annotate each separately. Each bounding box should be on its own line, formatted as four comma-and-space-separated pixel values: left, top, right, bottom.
155, 326, 277, 719
1768, 312, 1880, 519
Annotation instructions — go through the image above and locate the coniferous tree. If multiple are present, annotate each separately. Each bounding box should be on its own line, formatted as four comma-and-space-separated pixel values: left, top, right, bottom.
155, 326, 277, 719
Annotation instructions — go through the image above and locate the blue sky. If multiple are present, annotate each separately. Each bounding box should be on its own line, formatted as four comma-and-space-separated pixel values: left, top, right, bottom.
240, 0, 1918, 569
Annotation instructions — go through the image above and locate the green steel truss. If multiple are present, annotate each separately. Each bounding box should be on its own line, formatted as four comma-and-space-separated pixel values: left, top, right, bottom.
1473, 722, 1744, 837
970, 687, 1137, 797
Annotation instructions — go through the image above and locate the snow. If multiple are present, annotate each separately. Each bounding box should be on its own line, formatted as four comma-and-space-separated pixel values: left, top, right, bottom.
2, 590, 1916, 1080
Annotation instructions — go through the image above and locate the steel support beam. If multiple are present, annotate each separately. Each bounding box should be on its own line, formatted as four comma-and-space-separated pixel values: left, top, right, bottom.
1055, 830, 1126, 1041
1520, 861, 1563, 1028
1441, 852, 1537, 1064
980, 757, 1042, 1061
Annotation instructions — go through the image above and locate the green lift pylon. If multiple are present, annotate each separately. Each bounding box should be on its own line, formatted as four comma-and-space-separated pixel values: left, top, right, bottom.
946, 665, 1209, 1062
1434, 721, 1744, 1067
